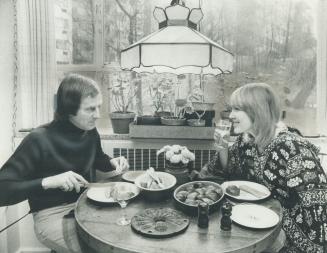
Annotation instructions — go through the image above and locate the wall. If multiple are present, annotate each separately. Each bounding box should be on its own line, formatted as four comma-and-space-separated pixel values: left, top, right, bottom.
0, 1, 49, 252
0, 0, 16, 252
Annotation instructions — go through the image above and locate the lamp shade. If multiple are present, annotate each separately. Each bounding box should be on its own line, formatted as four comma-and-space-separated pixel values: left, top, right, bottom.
120, 4, 233, 76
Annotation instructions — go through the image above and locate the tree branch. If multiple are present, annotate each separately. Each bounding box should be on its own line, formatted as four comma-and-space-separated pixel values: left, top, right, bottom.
114, 0, 132, 18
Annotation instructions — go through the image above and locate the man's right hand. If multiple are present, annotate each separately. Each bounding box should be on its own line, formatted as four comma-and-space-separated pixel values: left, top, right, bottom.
42, 171, 88, 193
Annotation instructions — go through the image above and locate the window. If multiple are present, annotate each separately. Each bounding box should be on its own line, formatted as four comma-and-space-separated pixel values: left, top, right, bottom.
52, 0, 320, 136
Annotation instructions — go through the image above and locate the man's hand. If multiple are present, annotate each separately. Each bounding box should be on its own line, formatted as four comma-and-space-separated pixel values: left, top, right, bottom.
110, 156, 129, 174
42, 171, 88, 193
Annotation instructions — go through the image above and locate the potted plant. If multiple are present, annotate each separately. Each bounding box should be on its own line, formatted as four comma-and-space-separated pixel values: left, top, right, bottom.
137, 75, 174, 125
185, 87, 216, 127
160, 97, 188, 126
109, 72, 138, 134
185, 107, 206, 127
157, 144, 195, 185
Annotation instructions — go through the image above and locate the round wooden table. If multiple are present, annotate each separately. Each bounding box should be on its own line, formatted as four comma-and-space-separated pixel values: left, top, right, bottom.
75, 191, 282, 253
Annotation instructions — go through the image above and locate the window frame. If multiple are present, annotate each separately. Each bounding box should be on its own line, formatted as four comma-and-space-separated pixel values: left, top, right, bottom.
317, 0, 327, 136
17, 0, 327, 136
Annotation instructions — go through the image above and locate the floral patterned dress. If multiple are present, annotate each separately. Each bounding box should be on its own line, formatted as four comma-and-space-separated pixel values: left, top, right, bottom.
201, 130, 327, 253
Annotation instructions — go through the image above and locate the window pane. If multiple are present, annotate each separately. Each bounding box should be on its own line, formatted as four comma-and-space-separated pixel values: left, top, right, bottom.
200, 0, 318, 136
103, 0, 145, 64
54, 0, 318, 136
54, 0, 95, 65
56, 71, 111, 132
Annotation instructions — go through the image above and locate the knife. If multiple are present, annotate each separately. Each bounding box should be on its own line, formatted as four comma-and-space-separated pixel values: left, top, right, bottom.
83, 182, 116, 188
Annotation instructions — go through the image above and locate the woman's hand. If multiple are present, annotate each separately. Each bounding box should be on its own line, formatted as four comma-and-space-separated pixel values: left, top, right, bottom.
110, 156, 129, 174
42, 171, 88, 193
214, 128, 229, 149
215, 119, 232, 149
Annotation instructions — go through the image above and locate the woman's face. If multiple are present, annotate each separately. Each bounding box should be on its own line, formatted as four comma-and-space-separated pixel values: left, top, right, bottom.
229, 109, 253, 134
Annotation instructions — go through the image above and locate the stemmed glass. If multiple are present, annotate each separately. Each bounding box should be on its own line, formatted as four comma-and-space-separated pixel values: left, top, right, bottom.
112, 187, 131, 226
215, 119, 232, 147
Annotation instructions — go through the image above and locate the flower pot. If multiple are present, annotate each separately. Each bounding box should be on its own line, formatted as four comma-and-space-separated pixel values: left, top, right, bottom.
136, 115, 161, 125
155, 111, 171, 117
185, 110, 215, 127
109, 111, 135, 134
187, 119, 205, 127
164, 162, 190, 186
161, 116, 186, 126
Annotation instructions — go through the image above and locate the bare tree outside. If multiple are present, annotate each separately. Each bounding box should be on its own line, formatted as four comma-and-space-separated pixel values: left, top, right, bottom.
55, 0, 318, 135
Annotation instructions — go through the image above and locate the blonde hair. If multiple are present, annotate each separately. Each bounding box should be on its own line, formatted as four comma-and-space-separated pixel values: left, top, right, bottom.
230, 83, 281, 150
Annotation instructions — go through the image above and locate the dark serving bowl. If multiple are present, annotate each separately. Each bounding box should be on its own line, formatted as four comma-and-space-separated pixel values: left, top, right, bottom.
173, 181, 224, 216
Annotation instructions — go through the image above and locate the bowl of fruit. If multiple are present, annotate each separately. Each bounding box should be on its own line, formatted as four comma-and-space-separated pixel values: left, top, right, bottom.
173, 181, 224, 215
134, 168, 177, 201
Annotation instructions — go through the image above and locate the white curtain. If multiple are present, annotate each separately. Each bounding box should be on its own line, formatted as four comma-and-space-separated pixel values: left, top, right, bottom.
17, 0, 57, 128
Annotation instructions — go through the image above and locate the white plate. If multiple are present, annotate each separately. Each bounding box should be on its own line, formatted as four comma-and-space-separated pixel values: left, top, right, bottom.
86, 182, 140, 203
231, 204, 279, 229
221, 181, 270, 201
122, 171, 146, 183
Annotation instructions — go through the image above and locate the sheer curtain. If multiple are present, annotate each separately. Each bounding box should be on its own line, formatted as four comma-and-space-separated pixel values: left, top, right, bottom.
17, 0, 57, 129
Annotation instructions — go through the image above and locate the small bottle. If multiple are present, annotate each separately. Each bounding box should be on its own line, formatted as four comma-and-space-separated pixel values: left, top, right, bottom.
220, 202, 232, 231
197, 202, 209, 228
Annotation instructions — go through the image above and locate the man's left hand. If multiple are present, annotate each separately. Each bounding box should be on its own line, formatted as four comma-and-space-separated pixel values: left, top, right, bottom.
110, 156, 129, 174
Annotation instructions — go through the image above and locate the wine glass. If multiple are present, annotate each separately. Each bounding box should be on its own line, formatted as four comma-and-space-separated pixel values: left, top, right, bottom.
112, 187, 131, 226
215, 119, 232, 147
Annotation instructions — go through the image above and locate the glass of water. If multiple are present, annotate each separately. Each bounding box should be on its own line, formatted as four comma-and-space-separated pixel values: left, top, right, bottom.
215, 119, 232, 147
112, 188, 131, 226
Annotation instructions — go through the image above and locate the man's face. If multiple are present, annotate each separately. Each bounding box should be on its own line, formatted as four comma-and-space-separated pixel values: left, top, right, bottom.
69, 94, 102, 130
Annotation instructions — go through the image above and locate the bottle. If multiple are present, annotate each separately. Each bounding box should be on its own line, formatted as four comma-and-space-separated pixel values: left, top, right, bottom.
197, 202, 209, 228
220, 202, 232, 231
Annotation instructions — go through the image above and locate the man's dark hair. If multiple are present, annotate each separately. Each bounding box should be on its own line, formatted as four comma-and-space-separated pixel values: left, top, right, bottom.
55, 74, 99, 120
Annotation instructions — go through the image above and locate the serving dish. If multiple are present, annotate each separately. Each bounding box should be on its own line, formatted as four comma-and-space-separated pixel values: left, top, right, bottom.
134, 171, 177, 201
173, 181, 224, 215
131, 207, 189, 238
122, 171, 146, 183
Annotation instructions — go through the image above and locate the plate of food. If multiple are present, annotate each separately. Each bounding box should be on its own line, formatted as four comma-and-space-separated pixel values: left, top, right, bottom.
122, 170, 146, 183
231, 204, 279, 229
221, 180, 270, 201
86, 182, 140, 203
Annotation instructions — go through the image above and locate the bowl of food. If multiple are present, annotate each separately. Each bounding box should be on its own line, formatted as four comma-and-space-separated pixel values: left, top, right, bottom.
134, 170, 177, 201
173, 181, 224, 215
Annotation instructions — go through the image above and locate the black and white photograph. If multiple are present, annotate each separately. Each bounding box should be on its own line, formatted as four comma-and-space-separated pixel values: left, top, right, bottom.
0, 0, 326, 252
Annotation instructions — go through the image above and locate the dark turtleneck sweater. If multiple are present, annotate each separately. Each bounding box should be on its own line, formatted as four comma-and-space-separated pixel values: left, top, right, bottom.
0, 119, 113, 212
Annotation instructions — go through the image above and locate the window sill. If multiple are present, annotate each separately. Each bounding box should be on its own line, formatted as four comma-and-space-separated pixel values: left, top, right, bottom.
16, 127, 131, 140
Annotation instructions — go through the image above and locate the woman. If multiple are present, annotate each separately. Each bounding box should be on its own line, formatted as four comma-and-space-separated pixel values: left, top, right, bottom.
200, 83, 327, 253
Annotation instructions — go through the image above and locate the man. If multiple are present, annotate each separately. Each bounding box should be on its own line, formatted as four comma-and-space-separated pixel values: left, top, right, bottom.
0, 74, 129, 252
